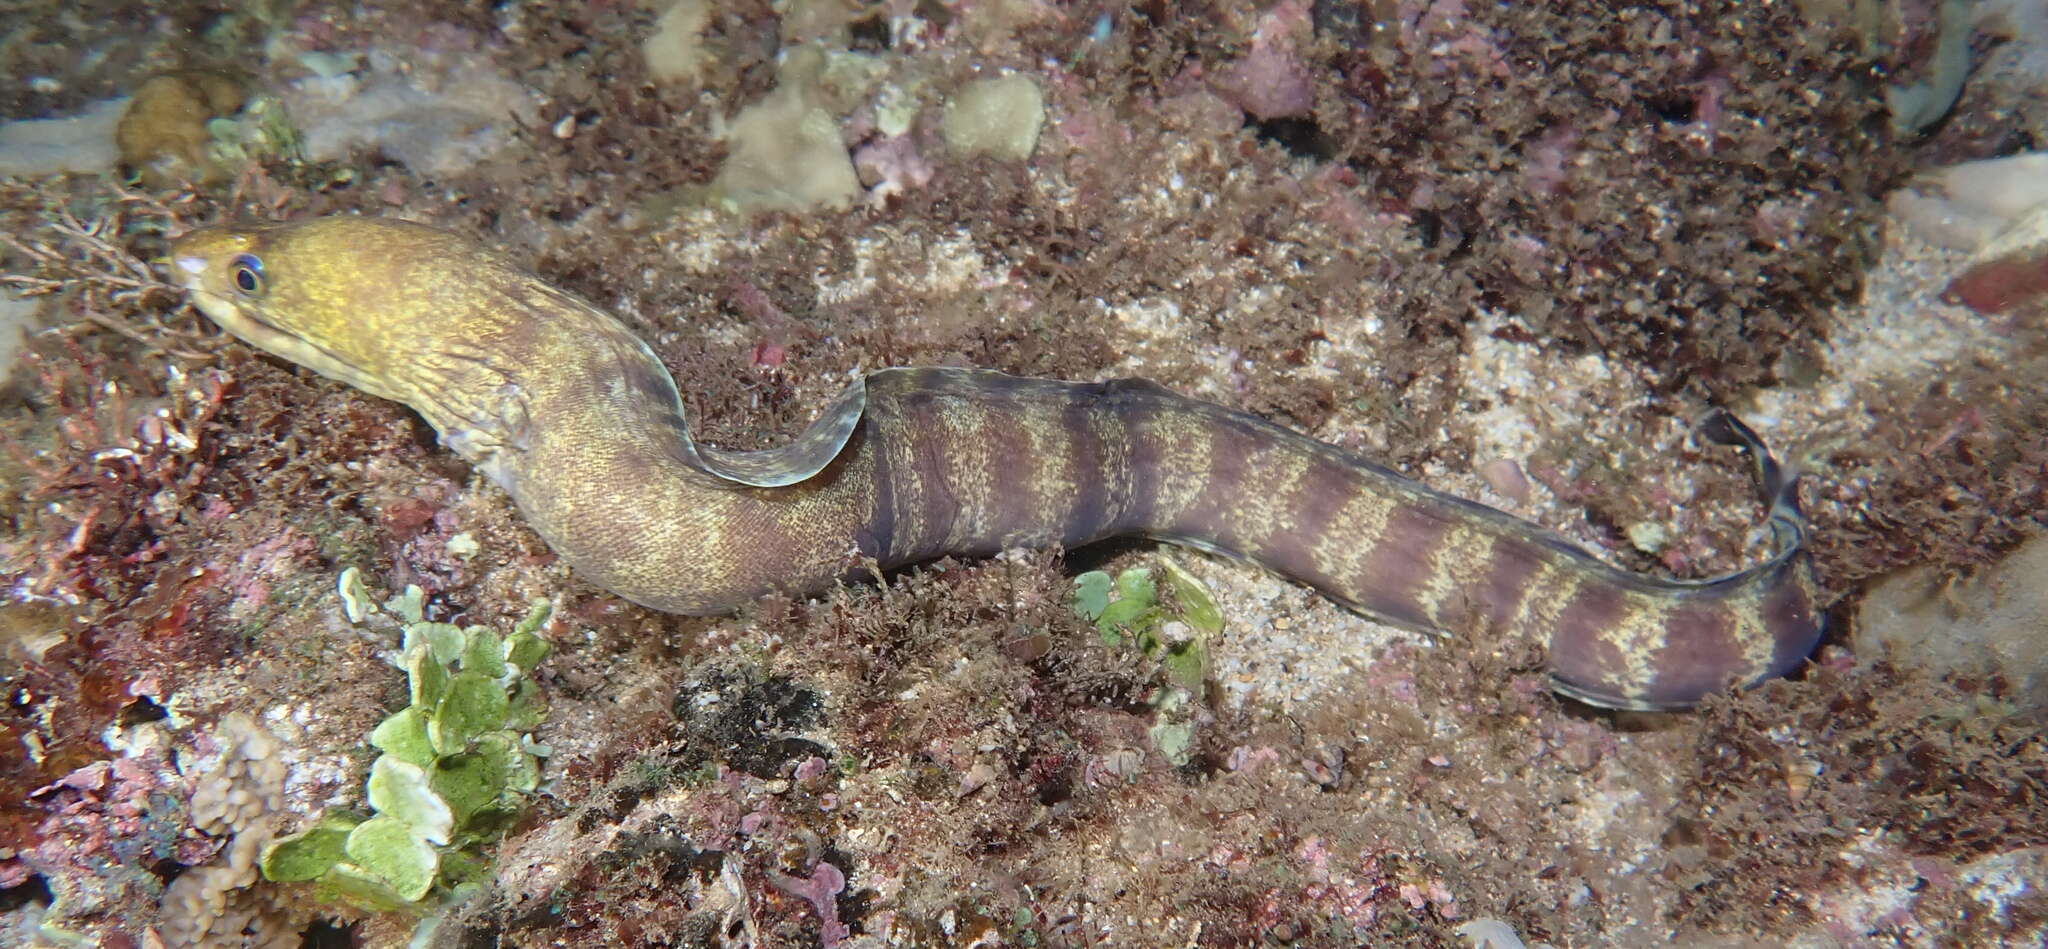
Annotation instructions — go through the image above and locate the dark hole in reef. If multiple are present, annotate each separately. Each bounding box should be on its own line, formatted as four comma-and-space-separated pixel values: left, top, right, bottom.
672, 668, 822, 732
672, 666, 830, 778
1414, 210, 1442, 249
1445, 222, 1476, 260
1034, 768, 1074, 806
504, 895, 567, 932
1645, 92, 1697, 124
118, 695, 169, 727
1250, 116, 1335, 162
1177, 751, 1222, 783
1060, 535, 1150, 574
1411, 209, 1476, 260
0, 873, 52, 913
301, 918, 356, 948
1131, 0, 1170, 25
913, 0, 953, 30
361, 151, 407, 175
147, 857, 184, 885
731, 736, 831, 779
1661, 815, 1705, 848
850, 12, 892, 52
756, 678, 823, 730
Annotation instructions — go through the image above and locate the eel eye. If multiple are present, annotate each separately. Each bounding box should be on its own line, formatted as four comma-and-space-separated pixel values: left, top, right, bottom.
230, 254, 264, 296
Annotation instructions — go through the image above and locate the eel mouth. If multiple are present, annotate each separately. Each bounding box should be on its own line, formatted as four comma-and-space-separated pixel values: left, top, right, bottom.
171, 253, 385, 398
172, 254, 302, 354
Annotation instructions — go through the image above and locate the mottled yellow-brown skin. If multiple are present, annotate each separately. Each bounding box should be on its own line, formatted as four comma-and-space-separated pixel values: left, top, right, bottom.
171, 217, 1823, 709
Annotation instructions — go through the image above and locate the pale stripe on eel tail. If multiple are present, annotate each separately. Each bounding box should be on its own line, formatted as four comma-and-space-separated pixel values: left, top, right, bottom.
169, 216, 1824, 710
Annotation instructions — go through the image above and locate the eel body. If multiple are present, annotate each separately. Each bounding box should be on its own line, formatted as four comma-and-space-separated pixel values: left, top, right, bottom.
170, 217, 1822, 710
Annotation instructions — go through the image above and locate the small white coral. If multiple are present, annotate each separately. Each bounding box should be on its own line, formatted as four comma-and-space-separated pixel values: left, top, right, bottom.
159, 862, 299, 949
185, 714, 286, 836
159, 713, 303, 949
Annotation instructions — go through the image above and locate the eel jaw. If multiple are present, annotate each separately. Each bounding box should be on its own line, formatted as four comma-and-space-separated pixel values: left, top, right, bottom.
172, 253, 394, 402
173, 254, 277, 347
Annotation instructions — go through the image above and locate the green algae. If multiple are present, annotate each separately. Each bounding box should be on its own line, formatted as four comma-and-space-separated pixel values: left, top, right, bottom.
258, 579, 552, 913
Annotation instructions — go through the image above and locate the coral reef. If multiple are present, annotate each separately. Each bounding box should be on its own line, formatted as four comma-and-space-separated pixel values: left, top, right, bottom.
1889, 151, 2048, 251
938, 74, 1045, 161
1304, 1, 1904, 400
14, 747, 186, 941
707, 44, 868, 214
0, 0, 2044, 944
0, 100, 128, 178
8, 710, 308, 947
278, 47, 538, 180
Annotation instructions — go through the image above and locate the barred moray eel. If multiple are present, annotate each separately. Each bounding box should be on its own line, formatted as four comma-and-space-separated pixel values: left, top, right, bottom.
169, 216, 1822, 710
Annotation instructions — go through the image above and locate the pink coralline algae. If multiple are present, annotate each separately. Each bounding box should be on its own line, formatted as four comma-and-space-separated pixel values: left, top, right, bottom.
1520, 125, 1579, 198
212, 527, 317, 614
1212, 1, 1316, 121
1255, 842, 1404, 933
1946, 255, 2048, 314
768, 860, 849, 947
1051, 97, 1132, 156
1477, 457, 1533, 505
1403, 0, 1510, 77
18, 752, 198, 921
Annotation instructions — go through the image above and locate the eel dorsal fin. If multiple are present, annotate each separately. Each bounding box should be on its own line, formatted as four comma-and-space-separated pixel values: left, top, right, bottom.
692, 375, 870, 487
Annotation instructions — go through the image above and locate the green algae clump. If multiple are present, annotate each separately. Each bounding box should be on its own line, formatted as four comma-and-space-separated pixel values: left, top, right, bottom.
1073, 559, 1223, 767
259, 576, 552, 912
1072, 557, 1222, 692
